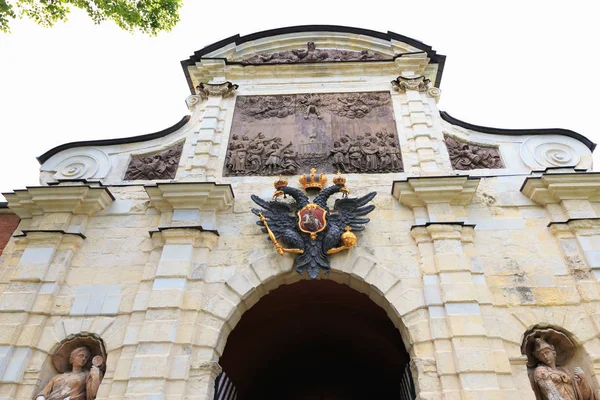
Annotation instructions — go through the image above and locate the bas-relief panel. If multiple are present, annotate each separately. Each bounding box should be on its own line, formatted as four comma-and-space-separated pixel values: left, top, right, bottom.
224, 92, 403, 176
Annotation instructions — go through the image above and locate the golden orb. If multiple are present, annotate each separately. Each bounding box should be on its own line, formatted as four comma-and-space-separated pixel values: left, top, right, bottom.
341, 226, 357, 247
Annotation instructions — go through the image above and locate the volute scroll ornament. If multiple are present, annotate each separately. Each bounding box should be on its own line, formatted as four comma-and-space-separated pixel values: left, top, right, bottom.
35, 335, 106, 400
522, 328, 597, 400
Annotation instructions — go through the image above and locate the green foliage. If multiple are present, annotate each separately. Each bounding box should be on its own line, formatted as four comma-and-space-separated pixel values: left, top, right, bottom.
0, 0, 182, 35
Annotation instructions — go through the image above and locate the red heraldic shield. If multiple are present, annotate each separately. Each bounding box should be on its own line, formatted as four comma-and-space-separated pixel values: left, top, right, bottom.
297, 204, 327, 237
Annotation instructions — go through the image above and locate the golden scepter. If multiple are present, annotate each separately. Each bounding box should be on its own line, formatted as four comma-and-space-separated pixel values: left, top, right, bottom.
258, 212, 303, 255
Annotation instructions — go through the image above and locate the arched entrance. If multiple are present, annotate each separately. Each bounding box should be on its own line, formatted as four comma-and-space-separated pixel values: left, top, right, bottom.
219, 279, 413, 400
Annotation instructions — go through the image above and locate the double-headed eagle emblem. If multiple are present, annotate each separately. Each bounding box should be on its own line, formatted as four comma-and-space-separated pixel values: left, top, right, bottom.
251, 169, 376, 279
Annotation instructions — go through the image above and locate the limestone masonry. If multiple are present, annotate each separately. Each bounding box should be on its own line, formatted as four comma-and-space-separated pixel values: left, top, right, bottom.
1, 26, 599, 400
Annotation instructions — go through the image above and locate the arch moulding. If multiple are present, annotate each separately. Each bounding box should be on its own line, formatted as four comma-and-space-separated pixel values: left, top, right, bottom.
187, 248, 438, 400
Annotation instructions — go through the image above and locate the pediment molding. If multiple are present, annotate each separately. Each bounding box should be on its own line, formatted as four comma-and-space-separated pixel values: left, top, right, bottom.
181, 25, 446, 93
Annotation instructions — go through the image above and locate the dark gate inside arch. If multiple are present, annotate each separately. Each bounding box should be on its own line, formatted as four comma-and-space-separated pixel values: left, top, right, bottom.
217, 279, 415, 400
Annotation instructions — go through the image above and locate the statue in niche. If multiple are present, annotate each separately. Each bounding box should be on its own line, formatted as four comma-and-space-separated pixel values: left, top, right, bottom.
523, 328, 596, 400
35, 336, 106, 400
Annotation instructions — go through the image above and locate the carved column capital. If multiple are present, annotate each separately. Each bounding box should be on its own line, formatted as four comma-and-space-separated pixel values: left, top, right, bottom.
549, 218, 600, 237
145, 182, 234, 212
4, 185, 114, 218
392, 176, 480, 208
195, 81, 238, 99
151, 228, 219, 250
521, 173, 600, 205
391, 75, 430, 93
411, 223, 475, 242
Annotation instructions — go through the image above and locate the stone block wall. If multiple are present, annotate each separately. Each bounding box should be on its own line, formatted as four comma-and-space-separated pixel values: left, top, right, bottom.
2, 29, 600, 400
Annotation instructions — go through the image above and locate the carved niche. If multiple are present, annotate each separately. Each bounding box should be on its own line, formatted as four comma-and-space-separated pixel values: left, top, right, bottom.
241, 42, 387, 65
522, 327, 597, 400
124, 142, 183, 180
35, 335, 106, 400
444, 135, 504, 170
224, 92, 403, 176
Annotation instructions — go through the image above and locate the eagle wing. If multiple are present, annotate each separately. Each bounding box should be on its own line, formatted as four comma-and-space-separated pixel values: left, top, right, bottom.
323, 191, 377, 252
251, 194, 304, 249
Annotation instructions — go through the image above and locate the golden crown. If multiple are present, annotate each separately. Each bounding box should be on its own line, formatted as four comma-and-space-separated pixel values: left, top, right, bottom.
299, 168, 327, 191
333, 171, 346, 186
273, 175, 288, 189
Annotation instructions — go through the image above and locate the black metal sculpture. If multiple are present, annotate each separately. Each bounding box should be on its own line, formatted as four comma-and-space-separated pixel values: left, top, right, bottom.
251, 172, 376, 279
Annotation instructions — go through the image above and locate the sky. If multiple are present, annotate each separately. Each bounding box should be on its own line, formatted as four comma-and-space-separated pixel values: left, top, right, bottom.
0, 0, 598, 201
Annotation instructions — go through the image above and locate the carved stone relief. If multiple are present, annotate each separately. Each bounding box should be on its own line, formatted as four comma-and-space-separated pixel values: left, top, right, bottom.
124, 142, 183, 180
224, 92, 403, 176
522, 328, 597, 400
40, 148, 111, 184
444, 135, 504, 170
391, 75, 430, 92
35, 335, 106, 400
195, 81, 238, 99
241, 42, 387, 64
520, 135, 591, 170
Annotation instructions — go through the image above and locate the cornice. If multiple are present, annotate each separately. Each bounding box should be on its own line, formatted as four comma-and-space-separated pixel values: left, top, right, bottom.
521, 173, 600, 205
3, 186, 114, 218
145, 182, 234, 212
391, 176, 480, 208
181, 25, 446, 92
441, 111, 596, 152
37, 116, 191, 164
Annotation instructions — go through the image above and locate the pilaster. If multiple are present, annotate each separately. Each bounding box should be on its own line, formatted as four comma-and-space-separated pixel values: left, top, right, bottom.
522, 172, 600, 282
392, 176, 479, 223
184, 81, 238, 180
0, 185, 112, 393
120, 182, 233, 399
391, 75, 450, 175
521, 172, 600, 221
395, 176, 515, 399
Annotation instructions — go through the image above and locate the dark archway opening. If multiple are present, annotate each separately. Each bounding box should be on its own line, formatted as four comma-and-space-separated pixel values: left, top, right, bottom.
220, 279, 412, 400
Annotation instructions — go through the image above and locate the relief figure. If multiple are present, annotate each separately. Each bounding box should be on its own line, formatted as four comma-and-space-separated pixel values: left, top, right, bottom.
225, 92, 403, 175
265, 141, 293, 175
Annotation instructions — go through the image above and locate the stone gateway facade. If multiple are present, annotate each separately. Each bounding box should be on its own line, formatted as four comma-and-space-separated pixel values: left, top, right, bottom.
1, 25, 600, 400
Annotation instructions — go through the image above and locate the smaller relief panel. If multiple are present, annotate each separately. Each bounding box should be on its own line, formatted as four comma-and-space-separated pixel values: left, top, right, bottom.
444, 135, 504, 170
224, 92, 403, 176
124, 142, 183, 180
241, 41, 387, 64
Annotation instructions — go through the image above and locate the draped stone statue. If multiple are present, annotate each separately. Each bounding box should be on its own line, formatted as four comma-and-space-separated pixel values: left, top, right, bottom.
34, 337, 105, 400
523, 328, 596, 400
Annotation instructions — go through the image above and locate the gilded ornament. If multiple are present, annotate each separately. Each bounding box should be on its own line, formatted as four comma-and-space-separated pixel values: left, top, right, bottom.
251, 172, 376, 278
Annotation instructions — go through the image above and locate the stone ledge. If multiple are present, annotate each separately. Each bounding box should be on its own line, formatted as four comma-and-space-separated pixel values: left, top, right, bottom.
3, 185, 114, 218
149, 226, 219, 238
392, 176, 480, 207
14, 230, 86, 240
521, 173, 600, 205
145, 182, 234, 212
